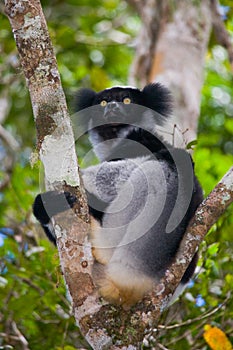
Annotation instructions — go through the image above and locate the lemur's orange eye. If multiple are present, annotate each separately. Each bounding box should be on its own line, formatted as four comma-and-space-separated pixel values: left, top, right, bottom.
100, 100, 107, 107
123, 97, 131, 104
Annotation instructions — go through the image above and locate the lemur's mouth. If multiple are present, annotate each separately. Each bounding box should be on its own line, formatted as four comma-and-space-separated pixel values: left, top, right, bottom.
92, 124, 129, 139
104, 107, 128, 121
100, 122, 127, 129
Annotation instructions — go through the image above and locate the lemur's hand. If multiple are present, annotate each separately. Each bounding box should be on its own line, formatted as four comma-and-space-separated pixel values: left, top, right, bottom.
33, 191, 77, 244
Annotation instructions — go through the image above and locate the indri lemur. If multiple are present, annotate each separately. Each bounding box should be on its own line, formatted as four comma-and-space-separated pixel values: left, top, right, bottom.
33, 83, 203, 308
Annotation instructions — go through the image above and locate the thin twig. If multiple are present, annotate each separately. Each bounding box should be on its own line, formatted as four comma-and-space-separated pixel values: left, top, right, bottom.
0, 332, 23, 341
0, 124, 19, 190
0, 124, 19, 151
19, 277, 44, 295
11, 321, 30, 350
158, 295, 230, 330
157, 343, 170, 350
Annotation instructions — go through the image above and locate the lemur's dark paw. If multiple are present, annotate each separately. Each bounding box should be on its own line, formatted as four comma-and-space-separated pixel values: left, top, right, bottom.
63, 191, 78, 208
33, 191, 78, 226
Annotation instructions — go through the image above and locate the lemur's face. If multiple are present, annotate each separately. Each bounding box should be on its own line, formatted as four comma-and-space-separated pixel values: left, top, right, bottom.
74, 84, 172, 149
95, 87, 141, 121
91, 87, 142, 131
83, 87, 142, 143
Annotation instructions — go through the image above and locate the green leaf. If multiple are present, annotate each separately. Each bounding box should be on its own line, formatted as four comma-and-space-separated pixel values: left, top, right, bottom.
207, 243, 220, 256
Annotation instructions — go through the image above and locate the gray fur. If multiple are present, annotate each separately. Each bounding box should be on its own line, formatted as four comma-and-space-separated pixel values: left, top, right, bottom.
84, 156, 179, 278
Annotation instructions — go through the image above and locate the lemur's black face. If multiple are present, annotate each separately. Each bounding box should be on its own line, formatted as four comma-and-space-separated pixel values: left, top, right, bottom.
75, 87, 142, 143
91, 88, 143, 139
93, 87, 142, 124
74, 84, 172, 148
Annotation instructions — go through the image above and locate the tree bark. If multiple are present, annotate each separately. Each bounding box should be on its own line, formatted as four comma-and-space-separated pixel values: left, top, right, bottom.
5, 0, 94, 323
129, 0, 213, 145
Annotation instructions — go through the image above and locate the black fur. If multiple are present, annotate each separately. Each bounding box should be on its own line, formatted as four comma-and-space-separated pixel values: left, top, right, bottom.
75, 83, 172, 118
33, 191, 77, 244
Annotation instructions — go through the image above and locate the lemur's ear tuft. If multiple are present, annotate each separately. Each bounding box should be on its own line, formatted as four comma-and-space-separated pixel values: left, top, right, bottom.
74, 88, 97, 112
141, 83, 173, 118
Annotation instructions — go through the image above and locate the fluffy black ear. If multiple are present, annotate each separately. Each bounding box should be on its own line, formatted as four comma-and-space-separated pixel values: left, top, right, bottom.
141, 83, 173, 118
74, 88, 97, 112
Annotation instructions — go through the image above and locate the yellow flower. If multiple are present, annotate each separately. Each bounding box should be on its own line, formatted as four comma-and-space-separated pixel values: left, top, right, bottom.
203, 324, 233, 350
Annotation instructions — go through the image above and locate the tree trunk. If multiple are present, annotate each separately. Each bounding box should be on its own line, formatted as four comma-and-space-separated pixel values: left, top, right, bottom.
129, 0, 212, 144
5, 0, 94, 328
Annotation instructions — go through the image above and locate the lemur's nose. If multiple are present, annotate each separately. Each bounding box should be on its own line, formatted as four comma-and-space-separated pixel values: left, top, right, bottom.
104, 101, 120, 118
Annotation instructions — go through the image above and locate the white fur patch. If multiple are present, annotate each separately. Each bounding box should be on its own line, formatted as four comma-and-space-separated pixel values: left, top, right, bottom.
104, 86, 139, 91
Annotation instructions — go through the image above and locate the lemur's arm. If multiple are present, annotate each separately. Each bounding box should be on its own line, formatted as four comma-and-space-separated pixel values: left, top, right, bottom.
32, 158, 141, 244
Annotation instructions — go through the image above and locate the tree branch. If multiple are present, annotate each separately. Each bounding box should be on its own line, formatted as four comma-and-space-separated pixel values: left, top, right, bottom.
127, 0, 168, 87
5, 0, 94, 322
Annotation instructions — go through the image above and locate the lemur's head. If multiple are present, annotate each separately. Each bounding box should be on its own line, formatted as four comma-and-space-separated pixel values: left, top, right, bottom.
74, 83, 172, 160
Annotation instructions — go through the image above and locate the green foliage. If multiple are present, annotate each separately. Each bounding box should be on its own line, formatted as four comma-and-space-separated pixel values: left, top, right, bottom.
0, 236, 89, 349
41, 0, 138, 96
